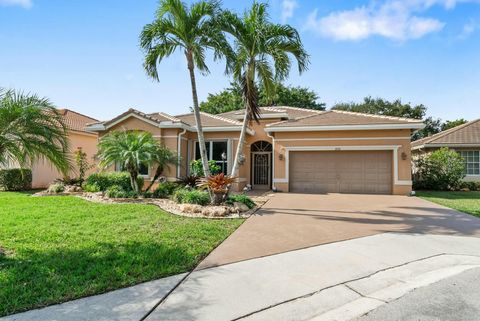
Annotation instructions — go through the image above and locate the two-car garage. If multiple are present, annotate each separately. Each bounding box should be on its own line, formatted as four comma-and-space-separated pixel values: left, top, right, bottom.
288, 150, 393, 195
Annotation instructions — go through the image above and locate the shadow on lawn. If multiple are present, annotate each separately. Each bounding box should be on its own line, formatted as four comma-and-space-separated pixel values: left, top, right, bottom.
0, 241, 196, 317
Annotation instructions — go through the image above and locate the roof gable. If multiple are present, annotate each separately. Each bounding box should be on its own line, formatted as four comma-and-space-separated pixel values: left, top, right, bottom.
412, 119, 480, 148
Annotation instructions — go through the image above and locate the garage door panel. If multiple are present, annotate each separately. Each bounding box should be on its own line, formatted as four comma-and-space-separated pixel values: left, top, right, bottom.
289, 150, 392, 195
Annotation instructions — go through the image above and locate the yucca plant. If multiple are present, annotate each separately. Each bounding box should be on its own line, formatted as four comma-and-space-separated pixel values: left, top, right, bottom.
198, 173, 236, 205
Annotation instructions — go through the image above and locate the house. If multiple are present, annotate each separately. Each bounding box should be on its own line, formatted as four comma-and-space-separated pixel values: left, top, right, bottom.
30, 109, 98, 188
86, 107, 424, 195
411, 119, 480, 182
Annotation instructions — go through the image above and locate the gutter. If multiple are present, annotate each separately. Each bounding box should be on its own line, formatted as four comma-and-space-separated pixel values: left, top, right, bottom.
177, 128, 187, 178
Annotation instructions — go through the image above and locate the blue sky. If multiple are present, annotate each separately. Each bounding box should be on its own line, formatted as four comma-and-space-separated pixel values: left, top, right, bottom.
1, 0, 479, 122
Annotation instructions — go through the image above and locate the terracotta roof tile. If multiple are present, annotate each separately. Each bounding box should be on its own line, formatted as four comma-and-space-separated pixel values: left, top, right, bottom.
412, 119, 480, 147
56, 109, 98, 133
219, 106, 322, 120
175, 112, 242, 127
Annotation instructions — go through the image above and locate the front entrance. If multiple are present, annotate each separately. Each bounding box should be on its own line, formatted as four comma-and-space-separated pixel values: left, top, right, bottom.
251, 141, 272, 190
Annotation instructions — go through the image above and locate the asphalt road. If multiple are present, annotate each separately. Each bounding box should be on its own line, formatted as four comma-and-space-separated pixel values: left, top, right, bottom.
355, 267, 480, 321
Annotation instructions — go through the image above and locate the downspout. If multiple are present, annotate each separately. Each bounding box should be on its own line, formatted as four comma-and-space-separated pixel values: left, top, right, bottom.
177, 128, 187, 178
267, 131, 276, 191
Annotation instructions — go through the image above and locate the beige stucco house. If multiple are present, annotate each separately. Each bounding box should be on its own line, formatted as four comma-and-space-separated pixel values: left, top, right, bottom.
30, 109, 98, 188
86, 106, 423, 195
412, 119, 480, 182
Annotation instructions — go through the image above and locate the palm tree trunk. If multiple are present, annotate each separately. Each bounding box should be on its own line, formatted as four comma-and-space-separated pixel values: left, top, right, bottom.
230, 111, 249, 179
145, 165, 163, 192
186, 50, 210, 178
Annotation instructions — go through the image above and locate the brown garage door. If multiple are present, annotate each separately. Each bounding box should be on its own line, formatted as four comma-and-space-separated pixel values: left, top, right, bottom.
289, 150, 392, 194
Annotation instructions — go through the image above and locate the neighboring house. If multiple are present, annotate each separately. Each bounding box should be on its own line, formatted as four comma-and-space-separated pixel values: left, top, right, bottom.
30, 109, 98, 188
412, 119, 480, 182
86, 106, 423, 195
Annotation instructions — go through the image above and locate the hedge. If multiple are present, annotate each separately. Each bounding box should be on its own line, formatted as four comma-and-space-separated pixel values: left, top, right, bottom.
0, 168, 32, 191
85, 172, 144, 192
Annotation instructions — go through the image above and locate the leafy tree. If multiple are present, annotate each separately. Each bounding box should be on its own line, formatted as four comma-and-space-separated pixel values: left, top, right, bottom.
412, 116, 442, 141
140, 0, 230, 178
332, 96, 426, 119
413, 147, 466, 190
200, 82, 324, 114
218, 2, 309, 179
97, 131, 158, 192
442, 118, 468, 131
74, 147, 92, 185
0, 88, 70, 174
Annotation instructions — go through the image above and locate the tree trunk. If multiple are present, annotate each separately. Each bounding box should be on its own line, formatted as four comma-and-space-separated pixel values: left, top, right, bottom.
230, 111, 249, 179
145, 165, 164, 192
186, 50, 210, 178
130, 172, 139, 193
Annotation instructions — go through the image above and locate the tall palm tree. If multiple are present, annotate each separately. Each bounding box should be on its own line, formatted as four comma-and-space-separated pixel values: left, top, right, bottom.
219, 2, 309, 179
140, 0, 231, 178
97, 131, 158, 192
0, 88, 71, 174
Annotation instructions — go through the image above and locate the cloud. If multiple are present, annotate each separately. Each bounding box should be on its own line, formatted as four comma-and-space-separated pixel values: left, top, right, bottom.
0, 0, 32, 8
281, 0, 298, 23
303, 0, 480, 41
459, 19, 477, 38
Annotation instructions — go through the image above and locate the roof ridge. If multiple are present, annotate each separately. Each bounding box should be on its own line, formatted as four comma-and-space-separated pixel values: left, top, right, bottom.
415, 118, 480, 145
331, 109, 422, 123
157, 112, 181, 122
57, 108, 99, 122
266, 110, 331, 127
200, 111, 243, 125
274, 106, 324, 114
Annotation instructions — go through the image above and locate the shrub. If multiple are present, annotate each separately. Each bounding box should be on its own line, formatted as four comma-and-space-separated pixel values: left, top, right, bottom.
47, 182, 65, 194
458, 181, 480, 191
0, 169, 32, 191
153, 181, 178, 198
189, 159, 221, 177
198, 173, 236, 205
226, 194, 255, 209
85, 172, 143, 192
177, 175, 199, 188
173, 188, 210, 206
82, 182, 100, 193
413, 148, 466, 191
105, 185, 127, 198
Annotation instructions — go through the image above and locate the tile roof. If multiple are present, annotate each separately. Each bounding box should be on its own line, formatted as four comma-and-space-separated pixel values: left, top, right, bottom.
175, 112, 243, 127
56, 109, 98, 133
219, 106, 322, 120
412, 119, 480, 148
267, 110, 424, 128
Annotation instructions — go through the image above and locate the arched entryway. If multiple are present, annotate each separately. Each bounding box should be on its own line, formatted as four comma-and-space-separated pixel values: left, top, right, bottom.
250, 141, 272, 190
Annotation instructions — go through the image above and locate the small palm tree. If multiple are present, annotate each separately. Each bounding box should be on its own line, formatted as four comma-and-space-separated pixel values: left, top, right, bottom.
140, 0, 231, 178
0, 88, 71, 174
219, 2, 309, 178
145, 145, 178, 192
97, 131, 158, 192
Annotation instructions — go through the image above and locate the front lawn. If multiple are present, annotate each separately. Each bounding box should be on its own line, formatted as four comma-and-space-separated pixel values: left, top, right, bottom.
0, 192, 244, 316
417, 191, 480, 218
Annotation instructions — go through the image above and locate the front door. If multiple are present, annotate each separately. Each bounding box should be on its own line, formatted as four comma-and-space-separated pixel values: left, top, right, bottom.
252, 152, 271, 189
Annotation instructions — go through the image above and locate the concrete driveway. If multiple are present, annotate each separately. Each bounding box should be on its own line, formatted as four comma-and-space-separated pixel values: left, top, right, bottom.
199, 193, 480, 269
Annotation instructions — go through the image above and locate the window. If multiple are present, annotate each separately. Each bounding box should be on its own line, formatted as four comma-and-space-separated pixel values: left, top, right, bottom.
459, 151, 480, 175
195, 141, 228, 174
115, 162, 150, 176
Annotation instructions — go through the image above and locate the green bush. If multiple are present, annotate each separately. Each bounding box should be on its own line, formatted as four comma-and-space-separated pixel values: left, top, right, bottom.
413, 148, 466, 191
47, 182, 65, 194
82, 182, 101, 193
0, 168, 32, 191
85, 172, 144, 192
458, 181, 480, 191
173, 188, 210, 205
226, 194, 255, 209
153, 182, 178, 198
189, 159, 221, 177
105, 185, 127, 198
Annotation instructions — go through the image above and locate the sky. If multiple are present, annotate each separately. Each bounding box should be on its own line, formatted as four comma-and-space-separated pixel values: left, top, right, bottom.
1, 0, 479, 122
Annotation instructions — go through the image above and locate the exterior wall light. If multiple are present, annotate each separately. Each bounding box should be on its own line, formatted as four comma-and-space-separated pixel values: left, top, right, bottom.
278, 153, 284, 161
401, 152, 407, 160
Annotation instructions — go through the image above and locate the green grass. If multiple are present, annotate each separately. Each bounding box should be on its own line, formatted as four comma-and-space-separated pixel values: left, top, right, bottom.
417, 191, 480, 218
0, 192, 244, 316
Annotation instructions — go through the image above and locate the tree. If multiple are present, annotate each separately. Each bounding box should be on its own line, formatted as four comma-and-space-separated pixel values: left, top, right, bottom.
97, 131, 158, 192
140, 0, 230, 179
0, 88, 70, 174
145, 145, 178, 192
442, 118, 468, 131
332, 96, 426, 119
200, 82, 324, 114
412, 116, 442, 141
219, 2, 309, 180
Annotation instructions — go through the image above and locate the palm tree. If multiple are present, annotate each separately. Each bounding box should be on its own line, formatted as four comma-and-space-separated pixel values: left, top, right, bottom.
97, 131, 158, 192
0, 88, 71, 174
219, 2, 309, 179
145, 145, 178, 192
140, 0, 231, 178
